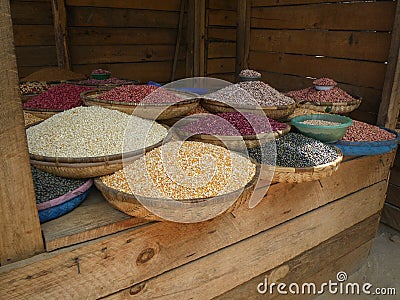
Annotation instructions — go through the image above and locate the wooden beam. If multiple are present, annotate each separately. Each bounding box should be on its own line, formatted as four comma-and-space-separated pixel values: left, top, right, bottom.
51, 0, 71, 70
378, 0, 400, 128
0, 0, 44, 265
235, 0, 251, 80
193, 0, 206, 76
171, 0, 186, 81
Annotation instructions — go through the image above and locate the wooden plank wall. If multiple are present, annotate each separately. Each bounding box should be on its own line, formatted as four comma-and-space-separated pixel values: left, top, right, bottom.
248, 0, 397, 124
205, 0, 237, 82
10, 0, 58, 78
65, 0, 186, 82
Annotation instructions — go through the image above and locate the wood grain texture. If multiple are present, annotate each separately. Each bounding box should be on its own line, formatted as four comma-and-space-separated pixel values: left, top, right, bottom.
208, 9, 237, 27
41, 189, 151, 251
68, 7, 180, 28
207, 28, 236, 41
215, 213, 379, 300
249, 51, 387, 88
103, 183, 385, 299
252, 0, 357, 6
13, 25, 55, 46
0, 1, 44, 265
66, 0, 181, 10
14, 46, 57, 67
235, 0, 251, 77
386, 183, 400, 208
381, 203, 400, 232
10, 1, 53, 25
208, 0, 237, 11
0, 153, 393, 297
207, 57, 236, 74
378, 0, 400, 129
51, 0, 71, 69
250, 29, 391, 62
251, 2, 395, 31
69, 27, 177, 45
208, 42, 236, 58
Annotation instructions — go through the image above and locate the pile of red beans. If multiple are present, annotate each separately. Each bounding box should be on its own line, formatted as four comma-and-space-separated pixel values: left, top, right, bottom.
76, 78, 133, 86
341, 120, 396, 142
97, 85, 184, 103
23, 84, 93, 110
313, 78, 337, 86
287, 86, 356, 103
181, 112, 287, 136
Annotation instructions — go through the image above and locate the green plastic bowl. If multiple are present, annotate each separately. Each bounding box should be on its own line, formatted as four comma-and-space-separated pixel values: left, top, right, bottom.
91, 73, 111, 80
291, 114, 353, 143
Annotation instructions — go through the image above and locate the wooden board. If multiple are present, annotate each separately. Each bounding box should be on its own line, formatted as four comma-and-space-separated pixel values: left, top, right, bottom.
14, 46, 57, 67
70, 45, 185, 64
207, 57, 236, 74
66, 0, 181, 11
207, 9, 237, 27
208, 73, 236, 83
389, 166, 400, 187
207, 28, 236, 42
69, 27, 177, 45
250, 29, 391, 62
386, 183, 400, 208
41, 189, 151, 251
252, 0, 365, 6
381, 203, 400, 232
68, 7, 180, 28
251, 2, 396, 31
102, 183, 385, 299
0, 153, 393, 298
72, 60, 186, 83
51, 0, 71, 70
0, 1, 44, 265
13, 25, 55, 46
249, 51, 386, 89
215, 213, 379, 299
208, 0, 237, 11
207, 42, 236, 58
10, 1, 53, 25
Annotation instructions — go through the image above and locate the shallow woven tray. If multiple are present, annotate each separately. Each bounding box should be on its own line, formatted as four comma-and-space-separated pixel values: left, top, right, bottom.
66, 79, 139, 88
23, 107, 62, 119
30, 139, 165, 178
175, 123, 291, 151
94, 164, 260, 222
296, 96, 362, 114
201, 99, 296, 120
266, 147, 343, 183
81, 89, 200, 120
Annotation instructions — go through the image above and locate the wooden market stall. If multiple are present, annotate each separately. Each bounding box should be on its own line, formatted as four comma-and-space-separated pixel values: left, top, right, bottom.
1, 0, 400, 299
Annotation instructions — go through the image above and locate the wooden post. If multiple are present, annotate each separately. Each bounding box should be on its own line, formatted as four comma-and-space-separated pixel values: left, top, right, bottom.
377, 0, 400, 129
194, 0, 206, 77
0, 0, 44, 265
185, 0, 194, 77
172, 0, 187, 81
235, 0, 251, 80
51, 0, 71, 70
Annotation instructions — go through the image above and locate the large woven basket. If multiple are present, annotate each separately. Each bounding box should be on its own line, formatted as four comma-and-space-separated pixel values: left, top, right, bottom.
23, 107, 62, 119
66, 79, 139, 89
174, 123, 291, 151
296, 96, 362, 114
201, 98, 296, 120
94, 164, 260, 222
30, 139, 165, 178
267, 147, 343, 183
81, 89, 200, 120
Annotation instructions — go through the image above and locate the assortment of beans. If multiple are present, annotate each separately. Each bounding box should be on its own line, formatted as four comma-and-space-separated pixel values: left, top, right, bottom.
239, 69, 261, 77
287, 86, 356, 103
26, 106, 167, 158
24, 112, 43, 127
248, 133, 339, 168
23, 84, 92, 110
313, 78, 337, 87
100, 141, 256, 199
32, 167, 87, 203
20, 81, 50, 95
76, 78, 134, 86
181, 112, 287, 136
341, 120, 396, 142
206, 81, 294, 107
300, 120, 341, 126
91, 69, 111, 74
97, 85, 184, 103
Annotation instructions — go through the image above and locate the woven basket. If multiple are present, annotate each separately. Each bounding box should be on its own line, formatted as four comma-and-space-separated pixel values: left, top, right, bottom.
296, 96, 362, 114
81, 89, 200, 120
66, 79, 139, 88
23, 107, 62, 119
267, 147, 343, 183
201, 99, 296, 120
30, 139, 165, 178
94, 164, 260, 222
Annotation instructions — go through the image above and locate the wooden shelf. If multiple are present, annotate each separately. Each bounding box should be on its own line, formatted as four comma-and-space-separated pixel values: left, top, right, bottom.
41, 188, 150, 251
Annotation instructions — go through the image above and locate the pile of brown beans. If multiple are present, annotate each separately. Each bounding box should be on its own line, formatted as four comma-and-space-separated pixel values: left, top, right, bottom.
341, 120, 396, 142
239, 69, 261, 77
97, 85, 183, 103
313, 78, 337, 86
286, 86, 356, 103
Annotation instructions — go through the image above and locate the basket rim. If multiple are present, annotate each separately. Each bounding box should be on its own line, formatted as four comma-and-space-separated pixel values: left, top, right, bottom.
291, 114, 353, 129
23, 107, 65, 113
66, 78, 139, 87
297, 95, 362, 107
81, 88, 200, 107
335, 127, 400, 146
264, 146, 343, 173
94, 162, 260, 205
202, 98, 296, 111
